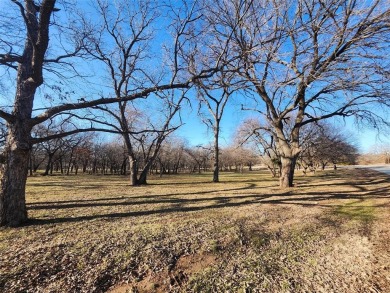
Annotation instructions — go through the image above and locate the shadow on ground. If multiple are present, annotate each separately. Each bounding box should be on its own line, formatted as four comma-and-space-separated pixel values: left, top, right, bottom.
26, 169, 390, 226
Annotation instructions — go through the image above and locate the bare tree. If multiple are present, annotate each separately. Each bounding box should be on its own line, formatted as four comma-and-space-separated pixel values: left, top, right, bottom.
300, 123, 359, 171
196, 72, 236, 182
80, 0, 198, 185
0, 0, 73, 226
185, 145, 213, 173
365, 143, 390, 164
235, 118, 281, 177
0, 0, 221, 226
156, 137, 188, 175
209, 0, 390, 187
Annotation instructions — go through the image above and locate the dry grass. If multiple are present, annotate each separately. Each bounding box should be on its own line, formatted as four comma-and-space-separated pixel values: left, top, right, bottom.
0, 168, 389, 292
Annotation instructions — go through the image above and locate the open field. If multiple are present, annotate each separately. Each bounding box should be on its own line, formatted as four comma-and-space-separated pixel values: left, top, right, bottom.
1, 168, 389, 292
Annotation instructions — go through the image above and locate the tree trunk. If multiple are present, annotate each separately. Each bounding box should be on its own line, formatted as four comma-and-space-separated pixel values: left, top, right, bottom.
129, 157, 138, 186
92, 159, 97, 174
43, 153, 53, 176
60, 158, 64, 174
279, 156, 297, 188
213, 125, 220, 183
159, 162, 164, 177
83, 160, 88, 173
121, 158, 127, 175
137, 168, 148, 185
0, 0, 57, 227
29, 154, 33, 176
0, 126, 31, 227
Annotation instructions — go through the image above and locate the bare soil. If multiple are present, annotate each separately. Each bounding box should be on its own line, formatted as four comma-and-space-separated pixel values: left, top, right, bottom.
0, 168, 389, 292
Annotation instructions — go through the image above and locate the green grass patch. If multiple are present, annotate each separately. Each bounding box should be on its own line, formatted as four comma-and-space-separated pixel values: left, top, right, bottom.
333, 200, 376, 222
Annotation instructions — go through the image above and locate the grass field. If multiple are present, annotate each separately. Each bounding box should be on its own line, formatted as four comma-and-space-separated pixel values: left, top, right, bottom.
1, 168, 389, 292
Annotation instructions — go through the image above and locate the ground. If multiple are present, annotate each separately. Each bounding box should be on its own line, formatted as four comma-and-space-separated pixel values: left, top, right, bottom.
0, 168, 389, 292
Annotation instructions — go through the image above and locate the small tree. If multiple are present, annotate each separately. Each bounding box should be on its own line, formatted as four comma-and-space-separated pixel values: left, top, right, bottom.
196, 74, 235, 182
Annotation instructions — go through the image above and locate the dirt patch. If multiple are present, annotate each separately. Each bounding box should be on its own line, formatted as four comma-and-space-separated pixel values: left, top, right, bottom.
109, 253, 216, 293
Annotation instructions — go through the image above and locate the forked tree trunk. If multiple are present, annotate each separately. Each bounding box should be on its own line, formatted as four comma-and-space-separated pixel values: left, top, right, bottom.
137, 167, 149, 185
279, 156, 297, 188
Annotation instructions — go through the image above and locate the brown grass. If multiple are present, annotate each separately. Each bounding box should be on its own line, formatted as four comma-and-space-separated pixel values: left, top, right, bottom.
0, 168, 389, 292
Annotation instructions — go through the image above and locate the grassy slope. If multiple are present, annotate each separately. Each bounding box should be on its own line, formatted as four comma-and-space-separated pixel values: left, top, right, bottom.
0, 169, 389, 292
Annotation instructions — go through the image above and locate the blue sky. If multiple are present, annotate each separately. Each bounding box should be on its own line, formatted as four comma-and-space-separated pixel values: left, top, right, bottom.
1, 0, 389, 154
176, 97, 390, 153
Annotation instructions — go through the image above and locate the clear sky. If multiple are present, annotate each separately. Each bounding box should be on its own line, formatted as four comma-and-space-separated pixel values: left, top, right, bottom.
352, 128, 390, 153
176, 98, 390, 153
1, 0, 389, 155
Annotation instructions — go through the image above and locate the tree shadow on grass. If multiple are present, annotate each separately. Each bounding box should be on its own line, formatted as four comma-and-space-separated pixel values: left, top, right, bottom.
29, 184, 112, 190
296, 177, 390, 190
24, 168, 390, 226
148, 177, 276, 186
25, 180, 390, 227
27, 183, 264, 207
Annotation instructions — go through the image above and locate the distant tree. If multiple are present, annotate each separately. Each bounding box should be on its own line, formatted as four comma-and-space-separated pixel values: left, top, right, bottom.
185, 145, 213, 173
32, 120, 94, 175
235, 118, 281, 177
365, 143, 390, 164
29, 143, 45, 175
71, 141, 94, 174
299, 123, 359, 172
156, 137, 187, 175
62, 135, 94, 175
219, 147, 235, 171
81, 0, 229, 185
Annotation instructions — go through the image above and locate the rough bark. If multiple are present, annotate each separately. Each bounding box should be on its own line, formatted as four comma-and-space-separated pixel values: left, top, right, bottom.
129, 157, 138, 186
279, 156, 297, 188
0, 0, 56, 226
0, 125, 31, 226
137, 167, 149, 185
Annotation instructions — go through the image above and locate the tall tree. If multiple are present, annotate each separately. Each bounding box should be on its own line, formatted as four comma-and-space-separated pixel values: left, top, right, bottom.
0, 0, 61, 226
0, 0, 220, 226
81, 0, 200, 185
209, 0, 390, 187
196, 73, 235, 182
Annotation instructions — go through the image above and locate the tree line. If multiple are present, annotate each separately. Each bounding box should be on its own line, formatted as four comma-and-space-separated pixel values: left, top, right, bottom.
24, 121, 358, 180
